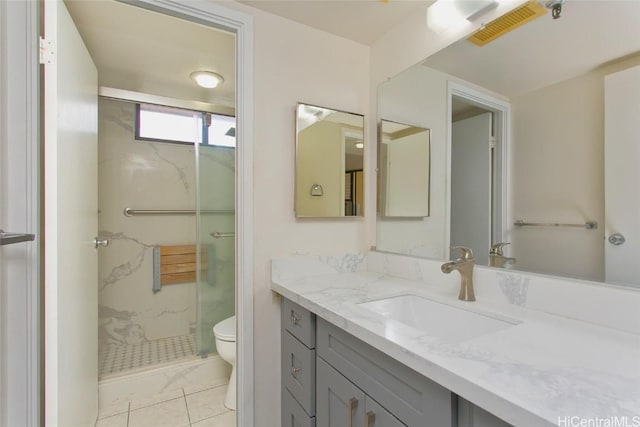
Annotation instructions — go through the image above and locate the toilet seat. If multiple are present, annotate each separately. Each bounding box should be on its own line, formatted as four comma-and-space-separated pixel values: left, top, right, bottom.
213, 315, 236, 342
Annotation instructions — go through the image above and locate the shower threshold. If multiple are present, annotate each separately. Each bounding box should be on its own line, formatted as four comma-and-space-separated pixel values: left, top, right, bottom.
99, 333, 197, 378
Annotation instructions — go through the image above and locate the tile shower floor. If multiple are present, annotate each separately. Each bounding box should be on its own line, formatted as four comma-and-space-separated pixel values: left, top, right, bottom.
99, 334, 197, 377
96, 383, 235, 427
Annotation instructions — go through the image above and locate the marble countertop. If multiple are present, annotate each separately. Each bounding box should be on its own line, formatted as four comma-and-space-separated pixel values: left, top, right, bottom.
271, 267, 640, 426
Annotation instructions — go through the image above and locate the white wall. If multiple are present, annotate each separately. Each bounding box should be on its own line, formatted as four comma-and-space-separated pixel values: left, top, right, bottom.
509, 56, 640, 282
220, 3, 371, 425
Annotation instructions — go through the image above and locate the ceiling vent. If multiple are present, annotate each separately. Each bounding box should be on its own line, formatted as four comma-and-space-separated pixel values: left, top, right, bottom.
467, 0, 547, 46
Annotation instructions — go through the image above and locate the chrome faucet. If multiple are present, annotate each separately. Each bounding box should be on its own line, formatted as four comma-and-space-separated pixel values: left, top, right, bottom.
488, 242, 516, 268
441, 246, 475, 302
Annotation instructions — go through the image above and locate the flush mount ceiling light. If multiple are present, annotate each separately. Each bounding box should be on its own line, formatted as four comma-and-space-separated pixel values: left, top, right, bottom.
190, 71, 224, 89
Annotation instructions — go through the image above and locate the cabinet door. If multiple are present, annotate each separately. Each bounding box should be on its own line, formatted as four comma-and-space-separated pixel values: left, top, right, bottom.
365, 397, 406, 427
317, 318, 453, 426
317, 358, 365, 427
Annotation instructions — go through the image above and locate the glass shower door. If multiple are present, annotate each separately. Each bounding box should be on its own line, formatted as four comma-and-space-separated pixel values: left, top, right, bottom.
195, 114, 236, 356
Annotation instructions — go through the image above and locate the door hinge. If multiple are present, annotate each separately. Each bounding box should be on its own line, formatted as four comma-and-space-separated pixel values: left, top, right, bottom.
39, 37, 55, 65
489, 136, 497, 149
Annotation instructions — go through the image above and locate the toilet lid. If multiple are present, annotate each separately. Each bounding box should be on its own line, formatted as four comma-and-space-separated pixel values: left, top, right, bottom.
213, 315, 236, 341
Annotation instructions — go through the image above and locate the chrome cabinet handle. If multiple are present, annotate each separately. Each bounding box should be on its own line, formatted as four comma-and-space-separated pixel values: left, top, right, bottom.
290, 366, 300, 377
93, 237, 110, 248
0, 230, 35, 246
608, 233, 626, 246
366, 411, 375, 427
347, 397, 359, 427
290, 311, 300, 325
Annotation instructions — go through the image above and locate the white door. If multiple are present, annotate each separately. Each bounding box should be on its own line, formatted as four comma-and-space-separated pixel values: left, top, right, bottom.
450, 112, 492, 263
44, 0, 99, 425
604, 65, 640, 287
0, 1, 41, 426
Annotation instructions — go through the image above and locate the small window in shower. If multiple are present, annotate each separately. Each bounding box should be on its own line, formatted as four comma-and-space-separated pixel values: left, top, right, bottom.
135, 103, 236, 148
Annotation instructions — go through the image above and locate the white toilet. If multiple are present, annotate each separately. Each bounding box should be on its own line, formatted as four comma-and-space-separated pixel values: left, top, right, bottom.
213, 315, 236, 410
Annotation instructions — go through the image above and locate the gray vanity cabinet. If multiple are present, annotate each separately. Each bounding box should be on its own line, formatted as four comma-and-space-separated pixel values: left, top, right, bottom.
458, 398, 512, 427
316, 357, 366, 427
282, 299, 317, 426
365, 394, 406, 427
317, 357, 405, 427
281, 297, 511, 427
283, 389, 316, 427
317, 318, 453, 427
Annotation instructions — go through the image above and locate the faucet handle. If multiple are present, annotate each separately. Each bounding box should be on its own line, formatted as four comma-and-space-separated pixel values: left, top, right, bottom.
451, 246, 474, 261
489, 242, 510, 256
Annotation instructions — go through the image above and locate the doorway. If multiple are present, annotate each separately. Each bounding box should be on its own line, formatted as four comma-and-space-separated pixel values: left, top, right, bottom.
0, 1, 253, 426
446, 82, 510, 265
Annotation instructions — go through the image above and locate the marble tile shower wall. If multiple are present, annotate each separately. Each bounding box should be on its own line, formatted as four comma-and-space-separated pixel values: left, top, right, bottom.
98, 99, 235, 357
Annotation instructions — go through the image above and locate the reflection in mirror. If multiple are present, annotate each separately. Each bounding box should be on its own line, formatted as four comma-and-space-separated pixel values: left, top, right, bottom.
379, 120, 430, 217
376, 0, 640, 287
295, 103, 364, 218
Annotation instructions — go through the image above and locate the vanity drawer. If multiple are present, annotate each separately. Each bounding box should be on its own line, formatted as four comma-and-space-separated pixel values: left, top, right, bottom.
283, 298, 316, 348
283, 330, 316, 415
283, 388, 316, 427
317, 318, 454, 427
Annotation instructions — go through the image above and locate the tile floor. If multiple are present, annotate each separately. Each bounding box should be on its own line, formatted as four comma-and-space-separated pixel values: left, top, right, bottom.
99, 334, 197, 377
96, 383, 235, 427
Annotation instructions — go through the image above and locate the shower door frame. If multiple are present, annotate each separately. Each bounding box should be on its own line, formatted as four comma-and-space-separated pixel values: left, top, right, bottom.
118, 1, 254, 425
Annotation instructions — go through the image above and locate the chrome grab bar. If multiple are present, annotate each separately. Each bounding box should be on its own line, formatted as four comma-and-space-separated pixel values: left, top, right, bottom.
514, 220, 597, 230
210, 232, 235, 238
0, 230, 36, 246
124, 208, 234, 217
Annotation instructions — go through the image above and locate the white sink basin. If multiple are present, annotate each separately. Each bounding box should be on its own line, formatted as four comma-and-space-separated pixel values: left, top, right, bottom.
358, 295, 518, 342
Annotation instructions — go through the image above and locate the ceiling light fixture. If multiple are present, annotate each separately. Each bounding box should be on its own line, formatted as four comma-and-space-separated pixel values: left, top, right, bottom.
190, 71, 224, 89
427, 0, 498, 32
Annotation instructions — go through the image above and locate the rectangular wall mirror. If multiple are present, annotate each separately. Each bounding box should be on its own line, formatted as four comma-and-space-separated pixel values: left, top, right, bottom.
379, 120, 430, 217
295, 103, 364, 218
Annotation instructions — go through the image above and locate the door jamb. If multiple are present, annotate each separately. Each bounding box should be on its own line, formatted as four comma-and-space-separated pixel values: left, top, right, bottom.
122, 2, 255, 425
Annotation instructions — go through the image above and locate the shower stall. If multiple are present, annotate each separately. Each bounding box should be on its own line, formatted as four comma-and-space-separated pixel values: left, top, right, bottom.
97, 97, 236, 378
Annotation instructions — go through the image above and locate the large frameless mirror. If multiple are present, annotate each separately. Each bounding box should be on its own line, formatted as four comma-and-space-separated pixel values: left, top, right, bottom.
295, 103, 365, 218
375, 0, 640, 287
